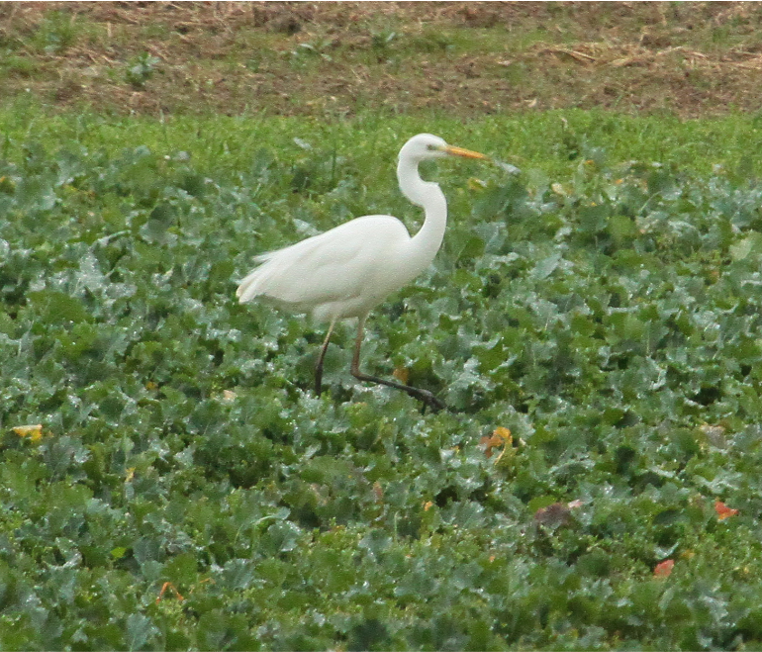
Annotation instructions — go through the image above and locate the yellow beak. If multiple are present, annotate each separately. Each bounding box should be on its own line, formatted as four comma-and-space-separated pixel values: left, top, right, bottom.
443, 145, 490, 160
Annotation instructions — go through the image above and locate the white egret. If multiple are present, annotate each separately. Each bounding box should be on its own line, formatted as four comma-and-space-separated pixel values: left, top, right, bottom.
236, 133, 488, 411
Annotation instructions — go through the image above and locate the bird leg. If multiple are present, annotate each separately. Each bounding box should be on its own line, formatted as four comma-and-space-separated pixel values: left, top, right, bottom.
350, 317, 445, 412
314, 320, 336, 396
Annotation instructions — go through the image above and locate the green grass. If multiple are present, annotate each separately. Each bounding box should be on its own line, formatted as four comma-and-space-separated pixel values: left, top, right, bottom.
2, 102, 762, 180
28, 9, 83, 54
3, 106, 762, 649
0, 55, 40, 80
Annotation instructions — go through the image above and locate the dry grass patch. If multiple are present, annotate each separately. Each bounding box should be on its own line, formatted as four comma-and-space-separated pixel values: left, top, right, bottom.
2, 2, 762, 117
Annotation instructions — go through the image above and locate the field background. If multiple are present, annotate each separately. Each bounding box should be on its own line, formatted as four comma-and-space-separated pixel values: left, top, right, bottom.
3, 2, 762, 650
5, 2, 762, 118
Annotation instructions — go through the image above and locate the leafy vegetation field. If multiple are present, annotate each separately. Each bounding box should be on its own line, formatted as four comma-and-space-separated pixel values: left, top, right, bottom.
5, 2, 762, 650
3, 105, 762, 650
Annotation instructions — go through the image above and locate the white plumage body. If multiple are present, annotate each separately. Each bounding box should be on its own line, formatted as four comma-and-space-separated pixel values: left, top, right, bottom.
237, 215, 423, 323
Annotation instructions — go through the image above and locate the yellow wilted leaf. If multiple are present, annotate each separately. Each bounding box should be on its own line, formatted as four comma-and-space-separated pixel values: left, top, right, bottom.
13, 424, 43, 443
392, 367, 409, 384
493, 426, 511, 441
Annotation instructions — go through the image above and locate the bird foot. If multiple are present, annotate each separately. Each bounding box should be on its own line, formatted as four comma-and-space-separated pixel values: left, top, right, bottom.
349, 367, 446, 412
406, 387, 446, 413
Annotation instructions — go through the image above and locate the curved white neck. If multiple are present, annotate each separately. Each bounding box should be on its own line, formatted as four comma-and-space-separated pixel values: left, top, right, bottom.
397, 156, 448, 269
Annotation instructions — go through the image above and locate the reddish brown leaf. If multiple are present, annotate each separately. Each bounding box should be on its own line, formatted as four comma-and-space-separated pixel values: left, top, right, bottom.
715, 500, 739, 520
480, 427, 512, 458
654, 559, 674, 578
156, 581, 184, 604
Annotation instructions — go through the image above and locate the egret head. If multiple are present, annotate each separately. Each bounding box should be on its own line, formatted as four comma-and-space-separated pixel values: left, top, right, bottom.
399, 133, 489, 164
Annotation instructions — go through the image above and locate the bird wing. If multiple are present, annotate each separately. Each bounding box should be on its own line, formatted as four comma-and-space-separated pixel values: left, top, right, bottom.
237, 216, 410, 312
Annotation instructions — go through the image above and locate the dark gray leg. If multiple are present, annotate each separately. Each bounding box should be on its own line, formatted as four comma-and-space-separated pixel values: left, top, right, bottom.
349, 316, 445, 412
314, 320, 336, 395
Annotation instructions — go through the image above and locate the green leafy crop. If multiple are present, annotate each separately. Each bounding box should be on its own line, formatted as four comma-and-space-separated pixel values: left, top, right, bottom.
1, 113, 762, 649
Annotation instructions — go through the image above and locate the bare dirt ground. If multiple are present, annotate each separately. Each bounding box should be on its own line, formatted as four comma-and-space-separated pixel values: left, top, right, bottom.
2, 2, 762, 118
